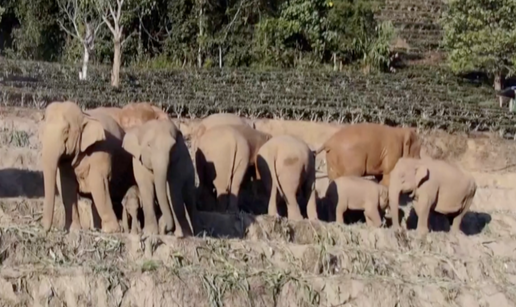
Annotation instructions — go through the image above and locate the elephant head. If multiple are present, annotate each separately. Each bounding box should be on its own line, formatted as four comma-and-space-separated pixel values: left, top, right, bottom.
401, 128, 421, 159
122, 119, 178, 234
388, 158, 429, 230
40, 101, 106, 231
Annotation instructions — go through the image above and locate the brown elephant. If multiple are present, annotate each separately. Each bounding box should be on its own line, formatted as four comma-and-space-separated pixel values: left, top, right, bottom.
122, 119, 196, 237
256, 135, 318, 221
40, 101, 134, 233
315, 123, 421, 186
324, 176, 388, 227
389, 157, 477, 236
94, 102, 169, 131
195, 124, 270, 213
121, 185, 142, 234
192, 113, 255, 152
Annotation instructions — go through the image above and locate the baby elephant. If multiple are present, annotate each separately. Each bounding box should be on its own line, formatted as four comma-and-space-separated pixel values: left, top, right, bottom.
389, 157, 477, 235
121, 185, 142, 234
325, 176, 389, 227
256, 135, 317, 221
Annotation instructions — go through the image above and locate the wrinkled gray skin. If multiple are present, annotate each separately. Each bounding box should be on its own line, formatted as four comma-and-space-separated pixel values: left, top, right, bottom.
325, 176, 389, 227
389, 157, 477, 235
122, 119, 197, 237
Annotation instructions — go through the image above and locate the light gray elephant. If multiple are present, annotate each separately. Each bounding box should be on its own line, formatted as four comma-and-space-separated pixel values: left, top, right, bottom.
122, 119, 197, 237
389, 157, 477, 235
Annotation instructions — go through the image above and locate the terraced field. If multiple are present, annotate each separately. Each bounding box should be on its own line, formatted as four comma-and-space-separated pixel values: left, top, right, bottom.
1, 107, 516, 306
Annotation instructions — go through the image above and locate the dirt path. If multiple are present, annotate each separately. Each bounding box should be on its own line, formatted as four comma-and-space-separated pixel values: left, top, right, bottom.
0, 107, 515, 307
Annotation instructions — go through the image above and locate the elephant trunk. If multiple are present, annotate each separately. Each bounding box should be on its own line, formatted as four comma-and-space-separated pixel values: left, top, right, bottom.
153, 150, 175, 234
41, 138, 63, 231
388, 180, 401, 231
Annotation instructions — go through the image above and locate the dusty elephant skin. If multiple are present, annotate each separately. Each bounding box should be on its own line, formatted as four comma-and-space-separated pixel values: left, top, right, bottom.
122, 119, 196, 237
389, 157, 477, 235
39, 101, 135, 233
94, 102, 169, 132
195, 125, 251, 213
121, 185, 142, 234
324, 176, 389, 227
315, 123, 421, 186
191, 112, 255, 152
256, 135, 318, 221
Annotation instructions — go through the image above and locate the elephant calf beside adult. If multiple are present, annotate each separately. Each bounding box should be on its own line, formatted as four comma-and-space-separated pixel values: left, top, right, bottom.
122, 119, 197, 237
40, 101, 135, 233
315, 123, 422, 186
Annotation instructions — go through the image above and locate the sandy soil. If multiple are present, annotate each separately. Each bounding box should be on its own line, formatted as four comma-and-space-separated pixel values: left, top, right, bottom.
1, 107, 516, 307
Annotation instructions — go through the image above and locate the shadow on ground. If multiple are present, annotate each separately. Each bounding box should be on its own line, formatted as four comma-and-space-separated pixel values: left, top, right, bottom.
0, 168, 45, 198
406, 208, 491, 235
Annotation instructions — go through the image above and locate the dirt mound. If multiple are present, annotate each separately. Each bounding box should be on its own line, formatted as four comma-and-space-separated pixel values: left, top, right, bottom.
1, 107, 516, 306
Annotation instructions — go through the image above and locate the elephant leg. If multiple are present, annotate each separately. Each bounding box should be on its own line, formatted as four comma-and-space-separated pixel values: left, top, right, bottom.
134, 162, 159, 235
88, 172, 120, 233
183, 179, 198, 234
303, 166, 318, 220
168, 182, 193, 238
451, 198, 473, 234
414, 196, 431, 236
121, 207, 130, 233
130, 209, 141, 234
365, 205, 382, 228
227, 162, 247, 213
268, 183, 279, 217
336, 201, 347, 224
277, 169, 303, 221
57, 165, 81, 231
379, 173, 391, 187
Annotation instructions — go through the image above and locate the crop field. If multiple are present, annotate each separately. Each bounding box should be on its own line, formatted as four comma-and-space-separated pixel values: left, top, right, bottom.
377, 0, 444, 52
1, 60, 516, 306
0, 59, 513, 139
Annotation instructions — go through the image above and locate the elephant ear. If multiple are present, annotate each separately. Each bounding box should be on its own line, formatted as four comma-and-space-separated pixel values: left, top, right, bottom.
415, 165, 429, 187
122, 132, 141, 160
81, 117, 106, 152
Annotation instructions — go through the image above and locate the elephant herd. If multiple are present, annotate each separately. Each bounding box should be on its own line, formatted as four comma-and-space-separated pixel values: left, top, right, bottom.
38, 101, 477, 238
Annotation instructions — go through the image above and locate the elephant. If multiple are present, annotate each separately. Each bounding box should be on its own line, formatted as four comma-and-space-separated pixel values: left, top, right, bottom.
389, 157, 477, 235
121, 185, 142, 234
122, 118, 196, 237
315, 123, 421, 186
195, 124, 269, 213
94, 102, 169, 131
255, 135, 318, 221
192, 113, 255, 152
324, 176, 389, 227
40, 101, 135, 233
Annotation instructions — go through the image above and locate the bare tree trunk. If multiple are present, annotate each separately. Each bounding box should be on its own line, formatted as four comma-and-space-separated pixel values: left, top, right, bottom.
79, 44, 90, 81
197, 0, 204, 68
494, 72, 505, 108
332, 53, 337, 71
111, 39, 122, 87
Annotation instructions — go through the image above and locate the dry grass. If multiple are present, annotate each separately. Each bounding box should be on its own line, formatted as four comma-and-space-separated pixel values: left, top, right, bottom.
1, 108, 516, 306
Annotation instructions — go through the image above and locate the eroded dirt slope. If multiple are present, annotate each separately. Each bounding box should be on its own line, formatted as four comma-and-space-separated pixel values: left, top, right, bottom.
0, 107, 516, 307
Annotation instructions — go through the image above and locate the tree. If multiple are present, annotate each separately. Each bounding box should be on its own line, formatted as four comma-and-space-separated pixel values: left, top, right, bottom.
441, 0, 516, 106
57, 0, 104, 80
94, 0, 148, 87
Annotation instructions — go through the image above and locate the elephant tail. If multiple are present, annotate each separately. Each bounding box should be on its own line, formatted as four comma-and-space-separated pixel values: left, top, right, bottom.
271, 152, 287, 200
227, 136, 239, 195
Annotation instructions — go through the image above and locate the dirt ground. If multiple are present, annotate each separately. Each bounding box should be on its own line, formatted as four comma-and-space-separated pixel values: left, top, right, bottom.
1, 107, 516, 307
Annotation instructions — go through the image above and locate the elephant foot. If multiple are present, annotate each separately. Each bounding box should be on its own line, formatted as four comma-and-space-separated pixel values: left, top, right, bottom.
143, 224, 159, 236
102, 220, 121, 233
158, 217, 174, 235
69, 221, 82, 233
